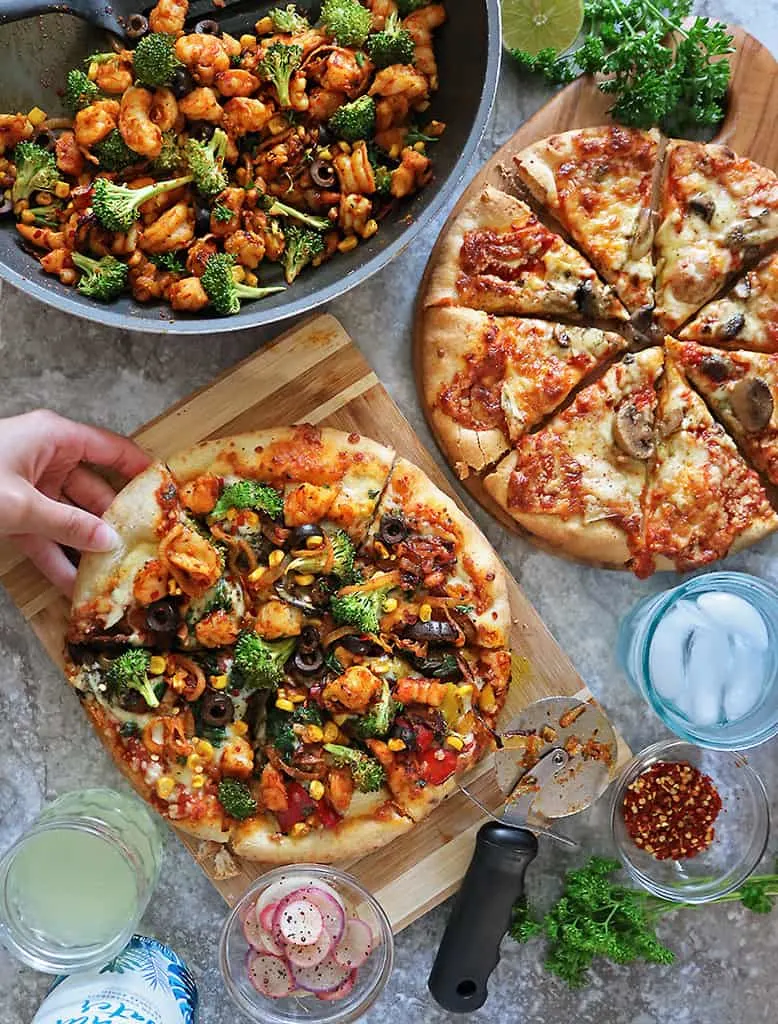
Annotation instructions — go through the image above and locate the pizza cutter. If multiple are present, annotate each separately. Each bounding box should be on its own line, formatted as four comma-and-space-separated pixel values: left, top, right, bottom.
428, 696, 617, 1014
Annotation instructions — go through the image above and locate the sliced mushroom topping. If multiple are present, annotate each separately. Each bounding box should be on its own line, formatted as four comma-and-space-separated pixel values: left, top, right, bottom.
629, 306, 665, 346
574, 279, 597, 317
730, 376, 774, 433
630, 204, 654, 259
721, 312, 746, 339
688, 194, 716, 223
700, 352, 734, 382
613, 401, 655, 460
733, 276, 752, 300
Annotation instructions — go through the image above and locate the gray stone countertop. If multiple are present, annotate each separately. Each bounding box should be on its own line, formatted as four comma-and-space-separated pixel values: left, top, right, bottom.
3, 3, 778, 1021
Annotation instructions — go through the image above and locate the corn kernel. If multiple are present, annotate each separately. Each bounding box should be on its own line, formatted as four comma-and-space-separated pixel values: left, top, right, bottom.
54, 181, 70, 200
195, 739, 214, 760
275, 697, 295, 712
318, 148, 333, 161
306, 535, 325, 548
167, 579, 182, 596
255, 15, 273, 33
389, 143, 402, 159
382, 597, 398, 613
446, 734, 464, 751
290, 692, 307, 704
156, 776, 175, 799
387, 738, 406, 752
456, 684, 474, 698
372, 661, 390, 674
419, 603, 432, 623
363, 218, 379, 239
294, 573, 316, 586
240, 32, 257, 49
322, 722, 340, 743
20, 210, 36, 224
28, 106, 47, 126
190, 774, 207, 789
248, 566, 266, 583
413, 141, 426, 153
291, 821, 311, 837
233, 720, 249, 736
374, 540, 389, 559
337, 236, 359, 254
210, 674, 229, 690
309, 780, 325, 801
302, 724, 324, 743
268, 549, 285, 567
149, 655, 167, 676
479, 684, 497, 713
186, 753, 203, 772
333, 713, 350, 726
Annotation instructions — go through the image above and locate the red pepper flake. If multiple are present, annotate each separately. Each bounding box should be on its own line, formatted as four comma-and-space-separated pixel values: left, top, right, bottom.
621, 760, 722, 861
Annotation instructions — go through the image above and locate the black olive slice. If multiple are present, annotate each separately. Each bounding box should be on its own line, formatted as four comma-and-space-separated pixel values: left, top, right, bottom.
379, 514, 408, 546
125, 12, 149, 39
200, 690, 235, 727
146, 599, 179, 633
405, 619, 458, 644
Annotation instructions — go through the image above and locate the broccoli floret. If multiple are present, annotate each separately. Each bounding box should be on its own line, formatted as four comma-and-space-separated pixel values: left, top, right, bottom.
268, 703, 323, 757
201, 252, 285, 315
65, 69, 99, 112
396, 0, 430, 14
261, 194, 330, 231
217, 777, 258, 820
320, 0, 372, 46
209, 479, 285, 521
354, 679, 401, 739
71, 252, 128, 301
259, 42, 303, 108
132, 33, 182, 87
330, 575, 396, 634
269, 3, 309, 32
282, 224, 325, 284
106, 649, 160, 710
366, 12, 415, 67
154, 131, 183, 174
324, 743, 386, 792
11, 142, 59, 203
212, 201, 233, 223
25, 205, 61, 227
287, 529, 357, 581
93, 130, 137, 172
233, 632, 295, 689
149, 252, 186, 273
328, 94, 376, 142
92, 174, 193, 233
185, 128, 229, 198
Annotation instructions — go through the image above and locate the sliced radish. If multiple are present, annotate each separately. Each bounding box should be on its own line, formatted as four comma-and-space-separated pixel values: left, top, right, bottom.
243, 909, 274, 952
259, 902, 278, 933
316, 971, 356, 1002
255, 877, 313, 922
333, 917, 374, 970
294, 886, 345, 944
273, 896, 324, 947
290, 954, 352, 994
285, 928, 333, 969
247, 952, 293, 999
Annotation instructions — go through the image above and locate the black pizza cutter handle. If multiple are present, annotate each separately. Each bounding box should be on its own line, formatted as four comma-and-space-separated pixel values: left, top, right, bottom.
427, 821, 538, 1013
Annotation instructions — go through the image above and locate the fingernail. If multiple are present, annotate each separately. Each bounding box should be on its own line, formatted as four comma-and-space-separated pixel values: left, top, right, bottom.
93, 522, 120, 551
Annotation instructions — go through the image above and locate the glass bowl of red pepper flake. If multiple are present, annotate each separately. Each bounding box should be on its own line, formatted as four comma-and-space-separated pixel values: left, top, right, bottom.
610, 740, 769, 903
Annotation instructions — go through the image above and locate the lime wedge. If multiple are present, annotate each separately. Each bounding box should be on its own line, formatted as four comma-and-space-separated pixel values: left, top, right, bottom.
500, 0, 584, 56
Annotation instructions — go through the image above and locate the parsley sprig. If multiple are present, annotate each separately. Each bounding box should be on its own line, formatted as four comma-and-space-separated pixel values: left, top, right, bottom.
510, 856, 778, 988
511, 0, 734, 134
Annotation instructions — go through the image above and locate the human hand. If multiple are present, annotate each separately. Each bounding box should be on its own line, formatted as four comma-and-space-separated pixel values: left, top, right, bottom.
0, 410, 152, 596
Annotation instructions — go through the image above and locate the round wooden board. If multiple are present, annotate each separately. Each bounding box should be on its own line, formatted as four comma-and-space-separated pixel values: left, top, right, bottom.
413, 25, 778, 568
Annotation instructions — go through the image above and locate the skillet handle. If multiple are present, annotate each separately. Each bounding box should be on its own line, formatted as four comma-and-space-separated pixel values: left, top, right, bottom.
427, 821, 538, 1013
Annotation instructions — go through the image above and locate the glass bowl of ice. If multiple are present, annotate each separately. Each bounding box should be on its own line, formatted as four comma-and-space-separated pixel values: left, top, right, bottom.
617, 572, 778, 749
610, 739, 770, 903
219, 865, 393, 1024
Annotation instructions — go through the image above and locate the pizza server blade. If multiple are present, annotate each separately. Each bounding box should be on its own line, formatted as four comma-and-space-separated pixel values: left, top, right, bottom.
430, 695, 619, 1014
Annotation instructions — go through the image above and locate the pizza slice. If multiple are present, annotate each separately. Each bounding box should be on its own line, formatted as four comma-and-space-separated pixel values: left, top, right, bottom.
679, 253, 778, 353
654, 141, 778, 332
637, 355, 778, 576
421, 306, 626, 477
484, 348, 664, 569
668, 338, 778, 485
424, 184, 627, 322
515, 126, 660, 313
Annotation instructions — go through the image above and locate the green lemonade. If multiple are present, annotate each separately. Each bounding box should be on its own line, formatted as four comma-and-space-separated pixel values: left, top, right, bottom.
6, 828, 138, 947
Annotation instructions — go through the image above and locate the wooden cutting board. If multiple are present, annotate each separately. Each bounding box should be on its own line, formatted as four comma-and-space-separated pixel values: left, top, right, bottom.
0, 314, 627, 931
413, 25, 778, 547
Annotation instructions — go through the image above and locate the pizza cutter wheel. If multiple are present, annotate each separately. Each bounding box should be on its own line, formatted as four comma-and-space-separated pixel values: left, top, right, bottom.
428, 696, 618, 1014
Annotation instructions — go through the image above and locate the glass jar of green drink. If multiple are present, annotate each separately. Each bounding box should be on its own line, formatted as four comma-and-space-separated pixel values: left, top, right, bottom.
0, 787, 162, 973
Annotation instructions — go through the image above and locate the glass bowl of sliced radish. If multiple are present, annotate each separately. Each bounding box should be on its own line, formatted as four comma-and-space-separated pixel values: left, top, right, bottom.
219, 865, 394, 1022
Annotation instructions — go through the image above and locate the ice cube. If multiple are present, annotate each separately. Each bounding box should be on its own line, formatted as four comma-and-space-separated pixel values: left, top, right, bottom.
648, 606, 690, 701
682, 627, 732, 727
722, 639, 766, 721
696, 592, 769, 650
